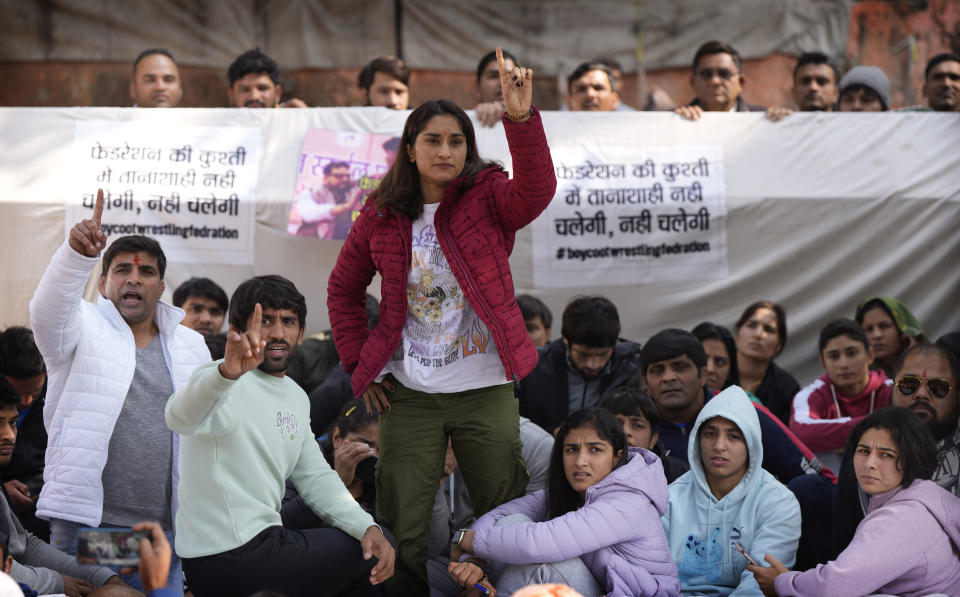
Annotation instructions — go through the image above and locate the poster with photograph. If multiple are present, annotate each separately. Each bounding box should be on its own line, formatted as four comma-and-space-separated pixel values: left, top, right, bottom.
287, 129, 401, 240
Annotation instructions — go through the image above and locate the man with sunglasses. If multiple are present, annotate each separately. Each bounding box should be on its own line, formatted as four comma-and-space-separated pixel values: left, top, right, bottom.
826, 343, 960, 560
675, 40, 765, 121
890, 344, 959, 491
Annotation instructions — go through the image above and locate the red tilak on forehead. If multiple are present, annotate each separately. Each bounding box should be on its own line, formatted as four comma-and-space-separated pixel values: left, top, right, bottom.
133, 255, 141, 265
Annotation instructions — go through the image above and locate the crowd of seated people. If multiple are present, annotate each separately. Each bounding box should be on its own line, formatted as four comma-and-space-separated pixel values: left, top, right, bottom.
9, 264, 956, 596
3, 37, 958, 597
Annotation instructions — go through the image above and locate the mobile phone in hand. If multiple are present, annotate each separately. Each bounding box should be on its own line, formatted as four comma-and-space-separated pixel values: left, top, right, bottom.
76, 528, 149, 566
735, 540, 761, 567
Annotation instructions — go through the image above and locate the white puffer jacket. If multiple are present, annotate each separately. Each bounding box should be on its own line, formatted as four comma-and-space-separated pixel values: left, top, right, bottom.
29, 241, 210, 526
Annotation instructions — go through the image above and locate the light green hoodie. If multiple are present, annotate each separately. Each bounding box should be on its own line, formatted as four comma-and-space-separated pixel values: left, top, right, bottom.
166, 360, 375, 558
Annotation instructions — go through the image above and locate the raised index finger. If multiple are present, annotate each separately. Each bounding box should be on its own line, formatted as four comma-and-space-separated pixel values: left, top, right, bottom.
496, 46, 507, 82
93, 188, 104, 225
246, 302, 263, 336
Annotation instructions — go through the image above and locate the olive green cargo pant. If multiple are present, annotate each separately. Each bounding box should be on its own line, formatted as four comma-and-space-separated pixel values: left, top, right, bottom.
376, 379, 529, 597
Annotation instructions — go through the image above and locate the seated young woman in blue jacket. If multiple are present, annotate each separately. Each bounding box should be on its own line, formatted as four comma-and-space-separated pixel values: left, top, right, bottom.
446, 407, 681, 597
662, 386, 800, 596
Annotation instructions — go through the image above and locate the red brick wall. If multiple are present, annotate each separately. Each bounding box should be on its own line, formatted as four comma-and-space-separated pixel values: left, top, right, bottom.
1, 2, 957, 110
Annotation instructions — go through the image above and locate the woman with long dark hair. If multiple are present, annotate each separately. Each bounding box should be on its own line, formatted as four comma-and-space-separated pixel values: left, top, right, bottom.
751, 407, 960, 596
446, 408, 680, 597
734, 301, 799, 423
327, 48, 556, 596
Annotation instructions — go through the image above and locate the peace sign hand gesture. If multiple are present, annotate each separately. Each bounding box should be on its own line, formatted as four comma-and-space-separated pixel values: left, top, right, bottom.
497, 46, 533, 121
219, 303, 266, 380
69, 188, 107, 257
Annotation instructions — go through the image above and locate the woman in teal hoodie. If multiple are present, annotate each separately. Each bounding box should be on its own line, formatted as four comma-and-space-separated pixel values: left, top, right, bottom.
662, 386, 800, 596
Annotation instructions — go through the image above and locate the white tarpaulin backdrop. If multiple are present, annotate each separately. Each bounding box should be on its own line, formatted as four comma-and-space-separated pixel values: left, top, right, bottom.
0, 106, 957, 386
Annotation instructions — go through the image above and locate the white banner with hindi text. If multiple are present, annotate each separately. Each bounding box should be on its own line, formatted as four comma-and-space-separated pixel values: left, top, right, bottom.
533, 145, 727, 288
68, 122, 261, 265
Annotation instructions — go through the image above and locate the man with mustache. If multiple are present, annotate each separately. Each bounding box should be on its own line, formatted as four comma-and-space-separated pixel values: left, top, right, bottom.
923, 53, 960, 111
357, 56, 410, 110
674, 40, 765, 121
0, 377, 131, 595
166, 275, 395, 597
227, 49, 307, 109
901, 53, 960, 112
29, 190, 210, 594
565, 62, 620, 112
130, 48, 183, 108
766, 52, 840, 121
172, 277, 228, 338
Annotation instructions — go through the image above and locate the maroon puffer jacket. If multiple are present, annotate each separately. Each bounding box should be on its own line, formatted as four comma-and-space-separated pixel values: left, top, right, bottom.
327, 108, 556, 398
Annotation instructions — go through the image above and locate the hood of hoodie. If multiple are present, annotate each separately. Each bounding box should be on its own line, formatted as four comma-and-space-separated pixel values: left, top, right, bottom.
587, 447, 670, 515
856, 296, 925, 339
687, 385, 763, 506
872, 479, 960, 554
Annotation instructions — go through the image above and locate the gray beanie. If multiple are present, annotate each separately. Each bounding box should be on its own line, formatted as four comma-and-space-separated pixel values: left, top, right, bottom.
839, 66, 891, 109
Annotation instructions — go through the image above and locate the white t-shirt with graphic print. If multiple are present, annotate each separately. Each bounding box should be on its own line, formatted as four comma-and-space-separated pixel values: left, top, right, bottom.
383, 202, 506, 393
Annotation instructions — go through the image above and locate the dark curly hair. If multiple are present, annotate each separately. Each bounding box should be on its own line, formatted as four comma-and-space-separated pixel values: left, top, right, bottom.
846, 407, 937, 489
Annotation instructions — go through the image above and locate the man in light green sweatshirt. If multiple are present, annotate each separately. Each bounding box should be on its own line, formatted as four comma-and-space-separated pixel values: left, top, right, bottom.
166, 275, 394, 597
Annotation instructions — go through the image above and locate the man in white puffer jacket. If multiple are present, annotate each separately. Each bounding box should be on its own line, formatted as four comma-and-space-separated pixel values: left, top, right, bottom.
29, 190, 209, 594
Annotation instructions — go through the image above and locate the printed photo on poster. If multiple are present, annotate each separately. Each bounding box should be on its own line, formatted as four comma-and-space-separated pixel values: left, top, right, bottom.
287, 130, 401, 240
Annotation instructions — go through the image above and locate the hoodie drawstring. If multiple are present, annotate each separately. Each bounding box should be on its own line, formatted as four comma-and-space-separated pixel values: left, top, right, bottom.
830, 384, 878, 417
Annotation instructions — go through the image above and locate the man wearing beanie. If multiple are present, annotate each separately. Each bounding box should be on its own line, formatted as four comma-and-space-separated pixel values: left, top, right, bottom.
837, 66, 890, 111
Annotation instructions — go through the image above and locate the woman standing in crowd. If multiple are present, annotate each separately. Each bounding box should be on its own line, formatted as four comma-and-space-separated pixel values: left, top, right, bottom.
734, 301, 799, 423
751, 407, 960, 596
691, 321, 739, 393
327, 48, 556, 596
855, 296, 926, 377
447, 408, 680, 597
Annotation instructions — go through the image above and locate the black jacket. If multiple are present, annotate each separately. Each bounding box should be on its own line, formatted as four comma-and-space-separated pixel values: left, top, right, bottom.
754, 360, 800, 425
518, 338, 641, 433
2, 395, 46, 488
284, 334, 341, 396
